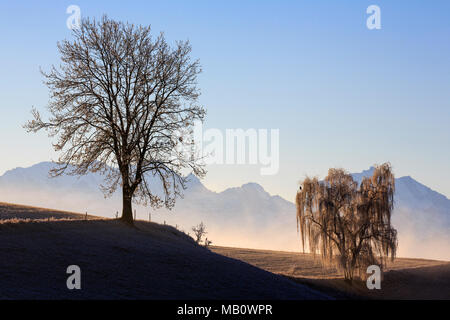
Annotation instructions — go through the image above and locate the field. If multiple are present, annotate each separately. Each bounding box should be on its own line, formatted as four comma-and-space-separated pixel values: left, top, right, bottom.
0, 202, 97, 221
1, 202, 449, 300
0, 202, 325, 299
212, 246, 450, 299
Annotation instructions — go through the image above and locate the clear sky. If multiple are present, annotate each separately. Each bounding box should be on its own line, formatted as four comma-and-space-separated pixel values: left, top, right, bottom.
0, 0, 449, 202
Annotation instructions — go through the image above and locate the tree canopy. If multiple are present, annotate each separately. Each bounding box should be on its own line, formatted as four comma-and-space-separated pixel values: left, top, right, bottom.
25, 16, 206, 224
296, 163, 397, 280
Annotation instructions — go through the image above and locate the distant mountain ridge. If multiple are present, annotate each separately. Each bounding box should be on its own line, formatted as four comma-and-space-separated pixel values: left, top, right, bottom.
0, 162, 449, 260
353, 166, 450, 214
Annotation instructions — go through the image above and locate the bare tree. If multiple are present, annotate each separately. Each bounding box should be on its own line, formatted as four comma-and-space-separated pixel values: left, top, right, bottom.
204, 238, 212, 248
25, 16, 206, 224
296, 163, 397, 281
192, 222, 207, 244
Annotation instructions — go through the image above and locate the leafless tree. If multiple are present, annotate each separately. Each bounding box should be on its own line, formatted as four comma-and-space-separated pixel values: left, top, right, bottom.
296, 163, 397, 281
192, 222, 207, 244
25, 16, 206, 224
204, 238, 212, 248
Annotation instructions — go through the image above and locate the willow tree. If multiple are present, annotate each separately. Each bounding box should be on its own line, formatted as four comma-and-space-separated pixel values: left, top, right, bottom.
25, 16, 206, 224
296, 163, 397, 280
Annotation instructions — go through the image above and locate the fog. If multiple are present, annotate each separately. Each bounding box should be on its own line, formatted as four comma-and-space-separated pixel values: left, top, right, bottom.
1, 188, 448, 261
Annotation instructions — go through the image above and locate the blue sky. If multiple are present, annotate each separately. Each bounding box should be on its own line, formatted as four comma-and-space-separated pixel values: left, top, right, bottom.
0, 0, 449, 201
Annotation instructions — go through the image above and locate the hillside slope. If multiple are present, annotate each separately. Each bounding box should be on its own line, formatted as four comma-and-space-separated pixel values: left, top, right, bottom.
0, 204, 327, 299
0, 202, 96, 220
212, 246, 450, 300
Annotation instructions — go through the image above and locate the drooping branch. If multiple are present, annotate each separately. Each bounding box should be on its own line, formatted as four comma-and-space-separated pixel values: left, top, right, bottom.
296, 163, 397, 280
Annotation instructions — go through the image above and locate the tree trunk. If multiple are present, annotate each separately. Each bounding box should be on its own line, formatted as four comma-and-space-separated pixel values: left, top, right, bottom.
121, 186, 134, 225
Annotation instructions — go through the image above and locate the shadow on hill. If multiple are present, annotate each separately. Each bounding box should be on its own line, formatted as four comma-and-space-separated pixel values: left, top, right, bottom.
0, 217, 328, 299
287, 264, 450, 300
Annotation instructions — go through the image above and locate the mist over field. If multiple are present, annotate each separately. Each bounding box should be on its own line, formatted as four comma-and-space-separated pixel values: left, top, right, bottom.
0, 162, 449, 261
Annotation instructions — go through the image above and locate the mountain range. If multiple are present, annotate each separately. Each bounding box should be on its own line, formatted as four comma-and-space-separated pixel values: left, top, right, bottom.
0, 162, 449, 260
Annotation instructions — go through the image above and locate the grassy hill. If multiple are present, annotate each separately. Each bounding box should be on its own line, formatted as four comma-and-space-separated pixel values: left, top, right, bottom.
212, 246, 450, 299
0, 202, 96, 220
0, 202, 326, 299
2, 202, 448, 300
